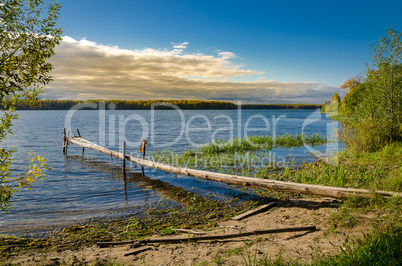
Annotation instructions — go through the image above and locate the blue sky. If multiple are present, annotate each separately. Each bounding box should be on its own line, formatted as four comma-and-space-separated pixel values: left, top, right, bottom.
45, 0, 402, 103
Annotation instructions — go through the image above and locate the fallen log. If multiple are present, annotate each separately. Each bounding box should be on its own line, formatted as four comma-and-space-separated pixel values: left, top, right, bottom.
97, 225, 316, 248
68, 136, 402, 199
145, 225, 317, 244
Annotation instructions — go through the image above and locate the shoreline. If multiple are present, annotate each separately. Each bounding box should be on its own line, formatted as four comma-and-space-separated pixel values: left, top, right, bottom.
2, 136, 401, 264
3, 194, 397, 265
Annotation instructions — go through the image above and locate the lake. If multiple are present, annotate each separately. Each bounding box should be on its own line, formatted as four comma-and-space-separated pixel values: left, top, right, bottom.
0, 107, 340, 236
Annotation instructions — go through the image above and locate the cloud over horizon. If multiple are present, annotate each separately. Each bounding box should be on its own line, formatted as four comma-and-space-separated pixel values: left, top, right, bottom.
45, 36, 343, 103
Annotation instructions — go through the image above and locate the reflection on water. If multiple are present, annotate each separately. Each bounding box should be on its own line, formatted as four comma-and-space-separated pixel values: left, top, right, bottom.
0, 109, 338, 236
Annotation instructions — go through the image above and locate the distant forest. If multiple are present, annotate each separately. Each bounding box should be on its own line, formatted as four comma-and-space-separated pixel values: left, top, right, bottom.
3, 99, 323, 110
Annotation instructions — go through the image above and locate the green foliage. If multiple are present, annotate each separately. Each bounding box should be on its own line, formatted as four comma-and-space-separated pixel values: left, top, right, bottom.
0, 0, 62, 212
340, 83, 366, 116
335, 29, 402, 152
322, 102, 339, 115
282, 143, 402, 191
340, 120, 386, 153
332, 92, 341, 103
357, 28, 402, 143
1, 152, 49, 212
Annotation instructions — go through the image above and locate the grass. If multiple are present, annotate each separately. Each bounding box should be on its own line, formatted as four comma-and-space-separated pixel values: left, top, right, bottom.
154, 137, 402, 193
269, 153, 393, 190
192, 133, 327, 154
152, 133, 328, 178
314, 225, 402, 266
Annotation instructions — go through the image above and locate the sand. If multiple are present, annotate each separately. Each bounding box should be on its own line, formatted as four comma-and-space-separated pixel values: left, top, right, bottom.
5, 197, 372, 265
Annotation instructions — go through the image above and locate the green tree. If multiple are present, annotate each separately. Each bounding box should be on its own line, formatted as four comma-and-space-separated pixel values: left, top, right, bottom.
340, 74, 363, 92
332, 91, 341, 103
358, 28, 402, 142
0, 0, 62, 212
342, 83, 366, 116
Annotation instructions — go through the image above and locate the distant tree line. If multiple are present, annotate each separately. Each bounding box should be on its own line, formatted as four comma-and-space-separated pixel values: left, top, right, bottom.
2, 99, 323, 110
241, 104, 322, 109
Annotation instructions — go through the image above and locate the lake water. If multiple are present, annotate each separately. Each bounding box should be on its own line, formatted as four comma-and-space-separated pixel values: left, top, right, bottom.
0, 107, 339, 236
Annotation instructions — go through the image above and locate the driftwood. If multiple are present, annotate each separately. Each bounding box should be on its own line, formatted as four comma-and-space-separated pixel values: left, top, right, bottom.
231, 202, 277, 221
97, 225, 316, 248
98, 240, 135, 248
67, 136, 402, 199
172, 229, 207, 235
145, 225, 316, 243
124, 246, 153, 256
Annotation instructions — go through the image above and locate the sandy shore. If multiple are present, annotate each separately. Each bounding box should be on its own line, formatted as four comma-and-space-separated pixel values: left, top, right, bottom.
6, 197, 373, 265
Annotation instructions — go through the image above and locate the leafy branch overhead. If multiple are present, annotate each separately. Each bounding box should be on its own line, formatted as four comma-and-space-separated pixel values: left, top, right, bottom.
0, 0, 62, 212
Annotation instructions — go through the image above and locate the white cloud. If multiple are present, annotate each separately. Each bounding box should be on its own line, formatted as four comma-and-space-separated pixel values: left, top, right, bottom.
218, 51, 237, 59
171, 41, 189, 49
44, 36, 342, 103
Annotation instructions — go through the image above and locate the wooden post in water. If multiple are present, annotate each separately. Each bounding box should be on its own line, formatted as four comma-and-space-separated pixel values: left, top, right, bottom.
141, 139, 148, 159
63, 129, 70, 155
122, 141, 127, 196
66, 131, 70, 155
140, 139, 148, 176
122, 141, 126, 173
62, 128, 67, 155
76, 128, 84, 155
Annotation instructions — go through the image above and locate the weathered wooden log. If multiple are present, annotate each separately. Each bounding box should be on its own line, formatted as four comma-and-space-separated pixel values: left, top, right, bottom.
145, 225, 316, 243
231, 202, 277, 221
171, 229, 207, 235
124, 246, 152, 256
97, 225, 316, 248
68, 137, 402, 199
98, 240, 136, 248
